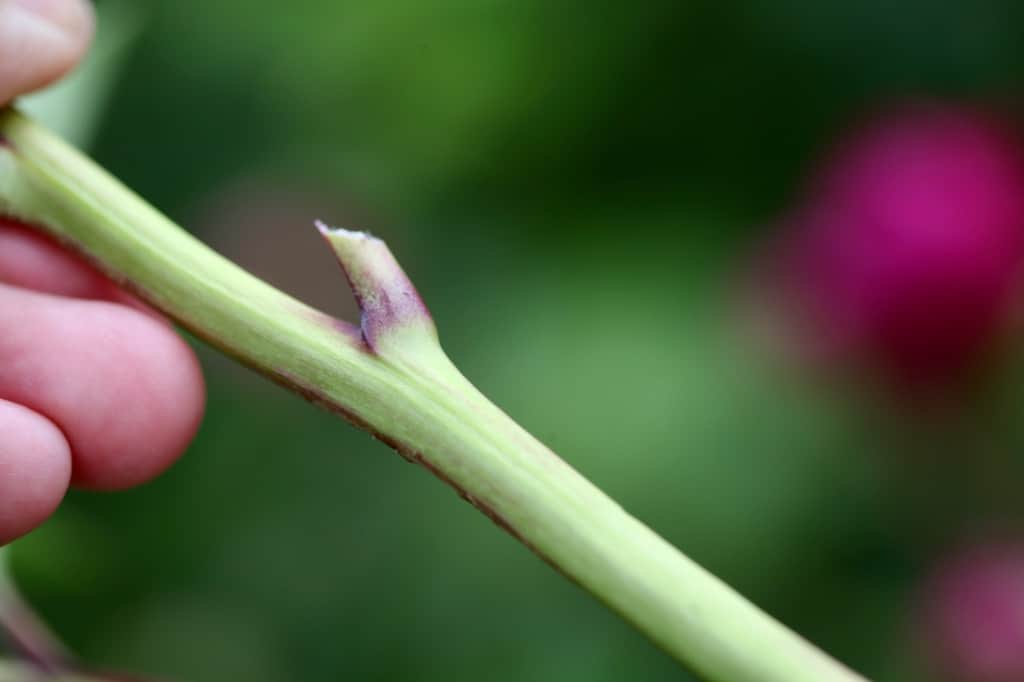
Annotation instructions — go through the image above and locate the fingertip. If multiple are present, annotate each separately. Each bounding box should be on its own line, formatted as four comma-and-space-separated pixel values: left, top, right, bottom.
0, 0, 95, 104
0, 400, 71, 545
69, 304, 206, 490
0, 287, 206, 491
14, 0, 94, 39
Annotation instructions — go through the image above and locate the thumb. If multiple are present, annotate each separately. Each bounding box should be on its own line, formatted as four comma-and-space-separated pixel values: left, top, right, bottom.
0, 0, 94, 105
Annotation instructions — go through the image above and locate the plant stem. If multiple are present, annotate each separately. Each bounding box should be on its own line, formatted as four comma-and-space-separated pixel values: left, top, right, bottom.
0, 660, 132, 682
0, 549, 71, 673
0, 108, 866, 682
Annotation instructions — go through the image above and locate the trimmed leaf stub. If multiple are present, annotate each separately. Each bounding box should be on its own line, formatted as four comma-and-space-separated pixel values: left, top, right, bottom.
316, 222, 438, 356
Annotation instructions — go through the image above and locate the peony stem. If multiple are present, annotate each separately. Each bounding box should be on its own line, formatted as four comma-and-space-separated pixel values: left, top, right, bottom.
0, 659, 138, 682
0, 107, 866, 682
0, 548, 71, 673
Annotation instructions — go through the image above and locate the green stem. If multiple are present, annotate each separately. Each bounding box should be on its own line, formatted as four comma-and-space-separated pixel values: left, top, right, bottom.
0, 549, 71, 672
0, 660, 117, 682
0, 108, 866, 682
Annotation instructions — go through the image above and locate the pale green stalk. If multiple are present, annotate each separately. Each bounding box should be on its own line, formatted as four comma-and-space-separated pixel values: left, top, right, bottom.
0, 660, 109, 682
0, 108, 866, 682
0, 548, 70, 672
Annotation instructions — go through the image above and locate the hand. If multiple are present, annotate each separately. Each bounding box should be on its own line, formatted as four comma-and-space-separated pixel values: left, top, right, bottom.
0, 0, 205, 544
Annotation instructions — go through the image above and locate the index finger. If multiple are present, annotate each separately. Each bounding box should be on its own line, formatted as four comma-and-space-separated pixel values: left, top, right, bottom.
0, 0, 94, 105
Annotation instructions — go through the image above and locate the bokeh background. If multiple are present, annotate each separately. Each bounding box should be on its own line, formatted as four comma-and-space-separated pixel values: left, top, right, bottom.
7, 1, 1024, 680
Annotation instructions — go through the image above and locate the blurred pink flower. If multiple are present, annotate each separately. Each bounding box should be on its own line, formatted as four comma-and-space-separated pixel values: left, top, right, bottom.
770, 104, 1024, 387
918, 541, 1024, 682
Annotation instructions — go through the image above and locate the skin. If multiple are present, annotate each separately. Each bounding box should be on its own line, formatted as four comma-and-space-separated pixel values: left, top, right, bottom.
0, 0, 205, 544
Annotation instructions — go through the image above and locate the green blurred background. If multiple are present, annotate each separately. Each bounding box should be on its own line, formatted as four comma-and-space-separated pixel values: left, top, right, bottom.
8, 1, 1024, 680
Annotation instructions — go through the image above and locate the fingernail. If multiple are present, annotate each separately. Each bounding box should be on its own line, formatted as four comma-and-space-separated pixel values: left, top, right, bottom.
0, 0, 95, 104
8, 0, 93, 39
